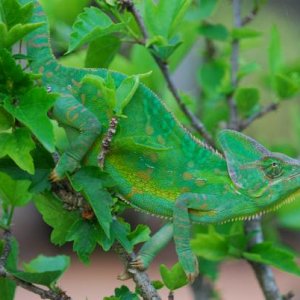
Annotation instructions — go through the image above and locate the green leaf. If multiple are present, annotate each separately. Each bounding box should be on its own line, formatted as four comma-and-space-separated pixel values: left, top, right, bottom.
34, 193, 82, 246
160, 262, 188, 290
235, 87, 260, 116
0, 107, 14, 131
0, 128, 35, 174
198, 60, 226, 95
85, 35, 120, 68
104, 285, 139, 300
277, 196, 300, 230
198, 23, 228, 41
191, 227, 229, 261
11, 255, 70, 288
231, 28, 261, 39
0, 0, 34, 28
243, 242, 300, 276
128, 224, 150, 246
115, 75, 140, 117
274, 73, 300, 99
0, 48, 32, 95
196, 0, 218, 21
5, 22, 43, 48
238, 62, 260, 79
144, 0, 191, 39
111, 219, 132, 253
66, 219, 100, 264
0, 171, 32, 207
269, 26, 282, 75
4, 87, 56, 152
0, 238, 18, 300
68, 7, 124, 53
71, 167, 113, 238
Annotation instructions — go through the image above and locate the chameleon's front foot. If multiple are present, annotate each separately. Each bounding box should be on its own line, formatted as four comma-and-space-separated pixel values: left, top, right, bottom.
50, 153, 80, 182
129, 255, 148, 270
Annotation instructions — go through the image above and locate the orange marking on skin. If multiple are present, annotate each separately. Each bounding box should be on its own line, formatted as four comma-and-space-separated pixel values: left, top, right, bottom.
66, 105, 80, 122
146, 125, 154, 135
125, 187, 140, 200
39, 66, 44, 73
71, 79, 81, 88
183, 172, 193, 180
149, 153, 158, 163
180, 186, 190, 193
46, 72, 53, 78
157, 135, 165, 145
136, 168, 153, 181
80, 93, 86, 105
196, 179, 206, 186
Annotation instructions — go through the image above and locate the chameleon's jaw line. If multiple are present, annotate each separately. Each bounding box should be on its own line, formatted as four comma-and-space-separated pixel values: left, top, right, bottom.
220, 188, 300, 224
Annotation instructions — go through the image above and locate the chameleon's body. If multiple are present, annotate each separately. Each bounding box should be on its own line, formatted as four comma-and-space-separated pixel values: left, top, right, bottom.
25, 0, 300, 281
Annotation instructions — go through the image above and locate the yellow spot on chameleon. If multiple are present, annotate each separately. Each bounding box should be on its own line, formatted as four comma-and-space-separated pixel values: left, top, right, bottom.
46, 72, 53, 78
39, 66, 44, 73
180, 186, 191, 193
196, 179, 206, 186
148, 153, 159, 163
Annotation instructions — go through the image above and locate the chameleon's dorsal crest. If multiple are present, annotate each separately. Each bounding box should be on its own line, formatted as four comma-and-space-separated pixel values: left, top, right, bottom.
218, 130, 270, 196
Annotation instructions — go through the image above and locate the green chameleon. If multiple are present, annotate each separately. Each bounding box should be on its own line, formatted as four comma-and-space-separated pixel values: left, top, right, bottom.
24, 0, 300, 282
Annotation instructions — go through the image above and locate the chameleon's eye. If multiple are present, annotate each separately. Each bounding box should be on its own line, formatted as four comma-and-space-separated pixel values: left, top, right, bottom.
263, 160, 283, 179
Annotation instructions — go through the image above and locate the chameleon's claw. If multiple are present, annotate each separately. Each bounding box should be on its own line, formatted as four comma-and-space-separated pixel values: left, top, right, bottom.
49, 170, 62, 182
186, 271, 198, 283
129, 256, 146, 270
117, 270, 131, 281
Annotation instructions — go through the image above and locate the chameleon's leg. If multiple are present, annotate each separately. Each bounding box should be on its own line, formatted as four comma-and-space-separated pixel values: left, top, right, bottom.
130, 222, 173, 270
174, 193, 217, 282
51, 94, 102, 180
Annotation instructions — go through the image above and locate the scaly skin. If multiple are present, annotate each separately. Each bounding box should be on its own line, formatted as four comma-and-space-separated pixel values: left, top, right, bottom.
25, 0, 300, 281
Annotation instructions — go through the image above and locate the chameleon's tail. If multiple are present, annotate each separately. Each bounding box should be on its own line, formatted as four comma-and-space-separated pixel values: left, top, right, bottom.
25, 0, 56, 72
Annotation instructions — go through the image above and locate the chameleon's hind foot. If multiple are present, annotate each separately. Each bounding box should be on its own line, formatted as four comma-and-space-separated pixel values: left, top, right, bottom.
180, 253, 199, 283
129, 255, 147, 270
117, 270, 131, 281
49, 170, 61, 182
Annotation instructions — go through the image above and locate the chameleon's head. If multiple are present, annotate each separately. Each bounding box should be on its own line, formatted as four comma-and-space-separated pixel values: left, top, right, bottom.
218, 130, 300, 214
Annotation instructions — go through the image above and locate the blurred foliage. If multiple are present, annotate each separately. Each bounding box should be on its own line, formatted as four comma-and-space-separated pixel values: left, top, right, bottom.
1, 0, 300, 299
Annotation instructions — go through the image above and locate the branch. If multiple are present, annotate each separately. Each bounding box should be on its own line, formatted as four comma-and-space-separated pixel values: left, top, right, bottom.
239, 103, 279, 131
241, 3, 259, 26
244, 219, 282, 300
228, 0, 241, 130
120, 0, 216, 148
113, 243, 162, 300
0, 230, 71, 300
51, 182, 161, 300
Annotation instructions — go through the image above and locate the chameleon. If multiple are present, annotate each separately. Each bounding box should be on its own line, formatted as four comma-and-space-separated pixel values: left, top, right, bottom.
23, 0, 300, 282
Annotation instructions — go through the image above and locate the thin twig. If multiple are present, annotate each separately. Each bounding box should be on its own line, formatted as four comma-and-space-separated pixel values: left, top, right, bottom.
3, 271, 71, 300
228, 0, 241, 130
120, 0, 216, 148
0, 230, 12, 267
241, 3, 259, 26
244, 219, 282, 300
0, 230, 71, 300
239, 103, 279, 131
229, 1, 284, 299
168, 291, 174, 300
114, 243, 161, 300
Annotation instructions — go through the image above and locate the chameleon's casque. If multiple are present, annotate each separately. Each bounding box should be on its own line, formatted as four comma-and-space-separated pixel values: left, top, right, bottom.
24, 0, 300, 281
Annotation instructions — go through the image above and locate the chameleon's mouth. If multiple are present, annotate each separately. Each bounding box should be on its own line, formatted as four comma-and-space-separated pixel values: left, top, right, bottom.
221, 188, 300, 224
